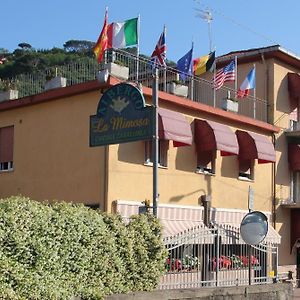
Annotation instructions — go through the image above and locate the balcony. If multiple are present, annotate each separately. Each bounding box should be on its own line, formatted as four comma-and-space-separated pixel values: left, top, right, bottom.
3, 49, 269, 123
285, 122, 300, 143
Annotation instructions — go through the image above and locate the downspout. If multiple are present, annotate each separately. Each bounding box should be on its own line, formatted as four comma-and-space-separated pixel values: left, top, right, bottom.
103, 145, 109, 212
272, 133, 276, 228
261, 53, 276, 227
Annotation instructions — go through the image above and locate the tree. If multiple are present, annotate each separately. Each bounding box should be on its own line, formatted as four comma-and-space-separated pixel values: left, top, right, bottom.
63, 40, 95, 53
18, 42, 33, 50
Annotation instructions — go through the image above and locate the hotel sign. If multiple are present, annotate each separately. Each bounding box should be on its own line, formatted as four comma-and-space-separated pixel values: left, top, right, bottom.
90, 83, 153, 146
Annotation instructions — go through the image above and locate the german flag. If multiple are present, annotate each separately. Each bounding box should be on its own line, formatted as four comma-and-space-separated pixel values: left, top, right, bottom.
193, 51, 215, 76
93, 9, 108, 64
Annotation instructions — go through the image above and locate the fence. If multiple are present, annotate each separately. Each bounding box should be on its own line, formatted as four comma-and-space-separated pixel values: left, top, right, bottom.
3, 49, 268, 122
159, 223, 278, 289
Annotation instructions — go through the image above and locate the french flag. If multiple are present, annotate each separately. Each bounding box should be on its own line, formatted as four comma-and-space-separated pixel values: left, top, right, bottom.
237, 67, 256, 98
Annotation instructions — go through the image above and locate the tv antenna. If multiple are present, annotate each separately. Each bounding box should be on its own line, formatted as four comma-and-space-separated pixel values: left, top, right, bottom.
194, 6, 213, 52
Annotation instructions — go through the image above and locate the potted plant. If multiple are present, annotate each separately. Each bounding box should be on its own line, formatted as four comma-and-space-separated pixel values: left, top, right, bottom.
44, 67, 67, 90
0, 79, 18, 102
103, 59, 129, 81
167, 79, 188, 97
221, 91, 239, 113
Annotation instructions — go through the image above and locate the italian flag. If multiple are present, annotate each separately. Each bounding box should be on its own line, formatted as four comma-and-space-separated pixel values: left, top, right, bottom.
108, 18, 138, 49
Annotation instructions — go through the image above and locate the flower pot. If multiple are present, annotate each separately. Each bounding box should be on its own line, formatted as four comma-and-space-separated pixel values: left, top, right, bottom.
0, 89, 18, 102
167, 82, 188, 97
104, 62, 129, 81
44, 76, 67, 91
221, 98, 239, 113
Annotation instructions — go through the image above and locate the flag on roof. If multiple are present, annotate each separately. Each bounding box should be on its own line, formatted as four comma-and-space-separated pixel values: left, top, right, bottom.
213, 60, 235, 90
177, 46, 193, 81
193, 51, 215, 76
107, 18, 138, 49
93, 9, 109, 63
150, 28, 166, 68
237, 67, 256, 98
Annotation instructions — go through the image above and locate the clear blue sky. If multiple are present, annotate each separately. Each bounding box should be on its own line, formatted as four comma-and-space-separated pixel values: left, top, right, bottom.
2, 0, 300, 61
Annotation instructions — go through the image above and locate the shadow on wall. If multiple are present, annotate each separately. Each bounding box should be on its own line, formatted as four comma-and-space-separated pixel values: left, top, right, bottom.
275, 133, 290, 187
175, 145, 197, 172
117, 141, 145, 164
169, 188, 206, 203
276, 74, 294, 116
220, 156, 239, 179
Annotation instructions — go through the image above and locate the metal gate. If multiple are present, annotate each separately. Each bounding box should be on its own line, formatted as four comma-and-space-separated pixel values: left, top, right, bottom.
159, 223, 278, 289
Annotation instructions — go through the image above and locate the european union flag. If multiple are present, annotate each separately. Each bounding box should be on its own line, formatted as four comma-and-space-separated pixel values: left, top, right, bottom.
177, 47, 193, 81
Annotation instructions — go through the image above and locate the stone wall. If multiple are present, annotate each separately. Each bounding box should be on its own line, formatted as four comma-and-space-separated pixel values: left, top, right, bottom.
105, 283, 293, 300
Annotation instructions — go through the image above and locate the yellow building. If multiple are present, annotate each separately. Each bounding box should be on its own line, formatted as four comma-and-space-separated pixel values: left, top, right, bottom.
1, 45, 298, 278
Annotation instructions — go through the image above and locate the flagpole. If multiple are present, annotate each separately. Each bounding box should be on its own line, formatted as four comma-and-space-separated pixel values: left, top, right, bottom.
136, 14, 140, 86
152, 67, 159, 217
234, 56, 238, 94
104, 7, 108, 64
190, 41, 194, 101
213, 61, 216, 107
163, 25, 167, 92
253, 63, 256, 119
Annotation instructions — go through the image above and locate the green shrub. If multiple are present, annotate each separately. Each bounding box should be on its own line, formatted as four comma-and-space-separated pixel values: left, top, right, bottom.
0, 196, 167, 299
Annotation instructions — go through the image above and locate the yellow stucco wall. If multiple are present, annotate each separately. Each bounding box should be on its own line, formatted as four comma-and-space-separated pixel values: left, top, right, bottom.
0, 91, 107, 207
271, 59, 300, 266
106, 97, 274, 216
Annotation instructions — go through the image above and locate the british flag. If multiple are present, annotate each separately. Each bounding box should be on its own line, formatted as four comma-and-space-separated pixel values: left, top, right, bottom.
150, 29, 166, 68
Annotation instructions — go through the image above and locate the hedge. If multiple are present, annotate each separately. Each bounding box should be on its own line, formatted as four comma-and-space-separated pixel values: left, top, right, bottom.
0, 196, 167, 299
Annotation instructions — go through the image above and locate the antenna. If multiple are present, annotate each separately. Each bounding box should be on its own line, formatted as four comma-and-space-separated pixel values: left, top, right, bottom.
194, 7, 213, 52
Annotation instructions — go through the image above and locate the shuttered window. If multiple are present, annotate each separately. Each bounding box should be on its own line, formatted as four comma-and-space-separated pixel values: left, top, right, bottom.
0, 126, 14, 171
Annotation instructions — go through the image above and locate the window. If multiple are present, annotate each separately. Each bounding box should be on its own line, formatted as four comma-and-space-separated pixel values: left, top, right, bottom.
238, 159, 254, 181
144, 140, 169, 168
196, 150, 216, 175
291, 171, 300, 203
0, 126, 14, 172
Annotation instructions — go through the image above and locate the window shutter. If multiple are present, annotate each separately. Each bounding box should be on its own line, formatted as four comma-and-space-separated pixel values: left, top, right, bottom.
0, 126, 14, 163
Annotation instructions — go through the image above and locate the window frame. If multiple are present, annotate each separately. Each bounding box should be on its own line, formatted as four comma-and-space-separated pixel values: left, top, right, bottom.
0, 126, 14, 173
196, 150, 216, 176
144, 140, 169, 168
238, 159, 255, 181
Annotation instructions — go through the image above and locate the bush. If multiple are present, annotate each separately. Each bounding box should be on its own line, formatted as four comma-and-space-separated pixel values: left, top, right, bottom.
0, 196, 167, 299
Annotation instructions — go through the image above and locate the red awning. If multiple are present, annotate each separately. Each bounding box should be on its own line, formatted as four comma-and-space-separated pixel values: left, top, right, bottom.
288, 73, 300, 110
288, 144, 300, 171
194, 119, 239, 156
158, 107, 192, 147
236, 130, 275, 164
291, 210, 300, 250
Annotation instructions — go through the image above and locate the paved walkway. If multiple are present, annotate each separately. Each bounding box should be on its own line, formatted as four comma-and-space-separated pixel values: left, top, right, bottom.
294, 288, 300, 299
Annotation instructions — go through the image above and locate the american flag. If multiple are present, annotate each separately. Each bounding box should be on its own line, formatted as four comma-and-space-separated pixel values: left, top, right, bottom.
213, 60, 235, 90
150, 29, 166, 68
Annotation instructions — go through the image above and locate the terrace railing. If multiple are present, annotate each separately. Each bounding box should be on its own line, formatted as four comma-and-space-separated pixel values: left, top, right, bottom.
2, 49, 268, 123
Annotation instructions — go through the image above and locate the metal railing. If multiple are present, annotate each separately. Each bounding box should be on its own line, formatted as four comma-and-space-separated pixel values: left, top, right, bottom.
159, 224, 278, 289
3, 49, 268, 123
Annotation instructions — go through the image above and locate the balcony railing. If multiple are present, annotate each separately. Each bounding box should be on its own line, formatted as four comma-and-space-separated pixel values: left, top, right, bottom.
2, 49, 269, 123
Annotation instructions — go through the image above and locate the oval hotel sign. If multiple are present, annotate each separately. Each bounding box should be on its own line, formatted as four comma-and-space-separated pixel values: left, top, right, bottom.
90, 83, 153, 147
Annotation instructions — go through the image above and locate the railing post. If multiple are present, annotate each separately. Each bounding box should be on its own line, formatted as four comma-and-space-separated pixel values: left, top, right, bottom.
216, 228, 219, 287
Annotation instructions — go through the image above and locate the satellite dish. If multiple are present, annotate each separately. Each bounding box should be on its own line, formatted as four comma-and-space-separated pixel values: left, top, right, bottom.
240, 211, 268, 245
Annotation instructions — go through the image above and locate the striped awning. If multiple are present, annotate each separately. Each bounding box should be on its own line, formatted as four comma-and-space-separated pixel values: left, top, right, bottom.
113, 200, 281, 244
158, 107, 193, 147
194, 119, 239, 156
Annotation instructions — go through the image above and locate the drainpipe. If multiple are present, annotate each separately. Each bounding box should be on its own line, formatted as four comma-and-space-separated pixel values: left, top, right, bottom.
272, 133, 276, 228
201, 194, 211, 227
103, 145, 109, 212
